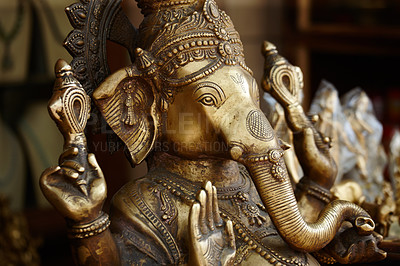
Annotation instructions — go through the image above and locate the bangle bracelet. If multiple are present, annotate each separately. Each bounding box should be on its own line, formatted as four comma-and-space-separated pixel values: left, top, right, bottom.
68, 212, 110, 239
296, 178, 332, 204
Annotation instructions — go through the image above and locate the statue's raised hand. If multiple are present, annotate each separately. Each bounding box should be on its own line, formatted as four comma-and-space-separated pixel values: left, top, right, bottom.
189, 181, 236, 266
40, 148, 106, 223
40, 59, 106, 224
294, 127, 337, 189
261, 42, 337, 188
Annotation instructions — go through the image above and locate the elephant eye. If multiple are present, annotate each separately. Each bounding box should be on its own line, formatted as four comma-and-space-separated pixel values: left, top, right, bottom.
198, 95, 218, 106
193, 82, 226, 108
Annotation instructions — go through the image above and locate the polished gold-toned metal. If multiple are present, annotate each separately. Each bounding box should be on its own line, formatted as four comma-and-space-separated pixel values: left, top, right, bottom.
189, 181, 236, 266
41, 60, 119, 265
261, 42, 386, 263
48, 59, 91, 196
50, 59, 90, 140
262, 41, 337, 190
40, 1, 387, 265
68, 212, 110, 239
262, 95, 303, 184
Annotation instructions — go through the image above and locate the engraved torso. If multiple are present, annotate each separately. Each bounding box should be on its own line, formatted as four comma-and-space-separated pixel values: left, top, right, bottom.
110, 153, 315, 265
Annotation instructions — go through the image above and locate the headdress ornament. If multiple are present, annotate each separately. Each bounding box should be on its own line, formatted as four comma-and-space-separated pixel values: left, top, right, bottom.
142, 0, 252, 87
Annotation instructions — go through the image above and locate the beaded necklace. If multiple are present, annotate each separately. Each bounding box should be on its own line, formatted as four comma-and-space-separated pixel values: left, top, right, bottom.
149, 169, 308, 266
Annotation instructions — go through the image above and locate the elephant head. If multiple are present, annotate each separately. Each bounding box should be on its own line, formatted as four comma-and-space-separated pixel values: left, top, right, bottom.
93, 0, 375, 253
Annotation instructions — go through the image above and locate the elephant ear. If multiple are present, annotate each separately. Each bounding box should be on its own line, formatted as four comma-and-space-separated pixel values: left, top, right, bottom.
93, 49, 160, 165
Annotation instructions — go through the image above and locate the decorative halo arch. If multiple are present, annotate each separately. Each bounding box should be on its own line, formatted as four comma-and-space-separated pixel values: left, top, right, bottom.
64, 0, 137, 97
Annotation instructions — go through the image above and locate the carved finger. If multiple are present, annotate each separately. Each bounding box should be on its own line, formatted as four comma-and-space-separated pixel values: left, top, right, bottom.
39, 166, 64, 201
60, 167, 79, 179
372, 231, 383, 243
306, 127, 331, 152
189, 202, 202, 240
40, 166, 62, 188
59, 147, 79, 164
61, 160, 85, 173
88, 154, 107, 202
88, 153, 104, 178
41, 166, 61, 179
301, 127, 321, 160
225, 220, 236, 249
197, 189, 208, 235
212, 186, 223, 227
204, 181, 214, 231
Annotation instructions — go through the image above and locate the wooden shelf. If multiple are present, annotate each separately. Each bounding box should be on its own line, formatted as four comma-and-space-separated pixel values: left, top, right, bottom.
300, 24, 400, 39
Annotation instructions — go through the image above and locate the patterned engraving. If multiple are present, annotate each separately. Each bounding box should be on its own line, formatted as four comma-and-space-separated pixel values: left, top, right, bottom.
131, 185, 181, 264
147, 0, 252, 87
246, 110, 274, 142
63, 87, 90, 134
96, 76, 155, 164
203, 240, 224, 266
240, 201, 267, 226
51, 61, 91, 135
271, 160, 286, 183
150, 170, 301, 265
230, 73, 245, 93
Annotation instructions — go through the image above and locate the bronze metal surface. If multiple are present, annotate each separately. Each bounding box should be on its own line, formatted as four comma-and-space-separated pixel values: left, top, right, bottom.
40, 0, 389, 265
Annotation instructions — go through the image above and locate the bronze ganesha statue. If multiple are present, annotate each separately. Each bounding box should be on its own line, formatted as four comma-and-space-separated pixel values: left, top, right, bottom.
40, 0, 386, 265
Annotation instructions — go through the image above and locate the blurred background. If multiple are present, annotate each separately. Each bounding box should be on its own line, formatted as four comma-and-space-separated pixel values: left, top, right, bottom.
0, 0, 399, 264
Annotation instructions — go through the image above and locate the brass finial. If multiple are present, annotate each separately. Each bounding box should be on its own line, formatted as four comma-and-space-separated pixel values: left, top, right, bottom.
53, 59, 80, 91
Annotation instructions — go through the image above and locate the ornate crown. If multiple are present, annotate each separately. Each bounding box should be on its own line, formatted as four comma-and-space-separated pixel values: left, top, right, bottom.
136, 0, 253, 88
136, 0, 198, 15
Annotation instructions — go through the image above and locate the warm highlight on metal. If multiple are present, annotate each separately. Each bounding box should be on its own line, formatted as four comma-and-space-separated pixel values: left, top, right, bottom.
246, 160, 374, 252
39, 0, 387, 265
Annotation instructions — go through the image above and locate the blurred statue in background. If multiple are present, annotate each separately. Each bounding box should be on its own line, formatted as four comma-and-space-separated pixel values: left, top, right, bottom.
297, 80, 396, 237
341, 88, 387, 202
389, 130, 400, 228
340, 89, 395, 237
308, 80, 362, 184
40, 0, 387, 265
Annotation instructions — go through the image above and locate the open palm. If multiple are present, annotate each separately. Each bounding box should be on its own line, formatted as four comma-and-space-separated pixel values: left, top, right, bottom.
189, 181, 236, 266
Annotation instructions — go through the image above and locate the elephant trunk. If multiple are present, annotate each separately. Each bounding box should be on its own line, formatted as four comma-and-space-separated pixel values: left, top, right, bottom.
221, 104, 374, 252
243, 156, 374, 252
